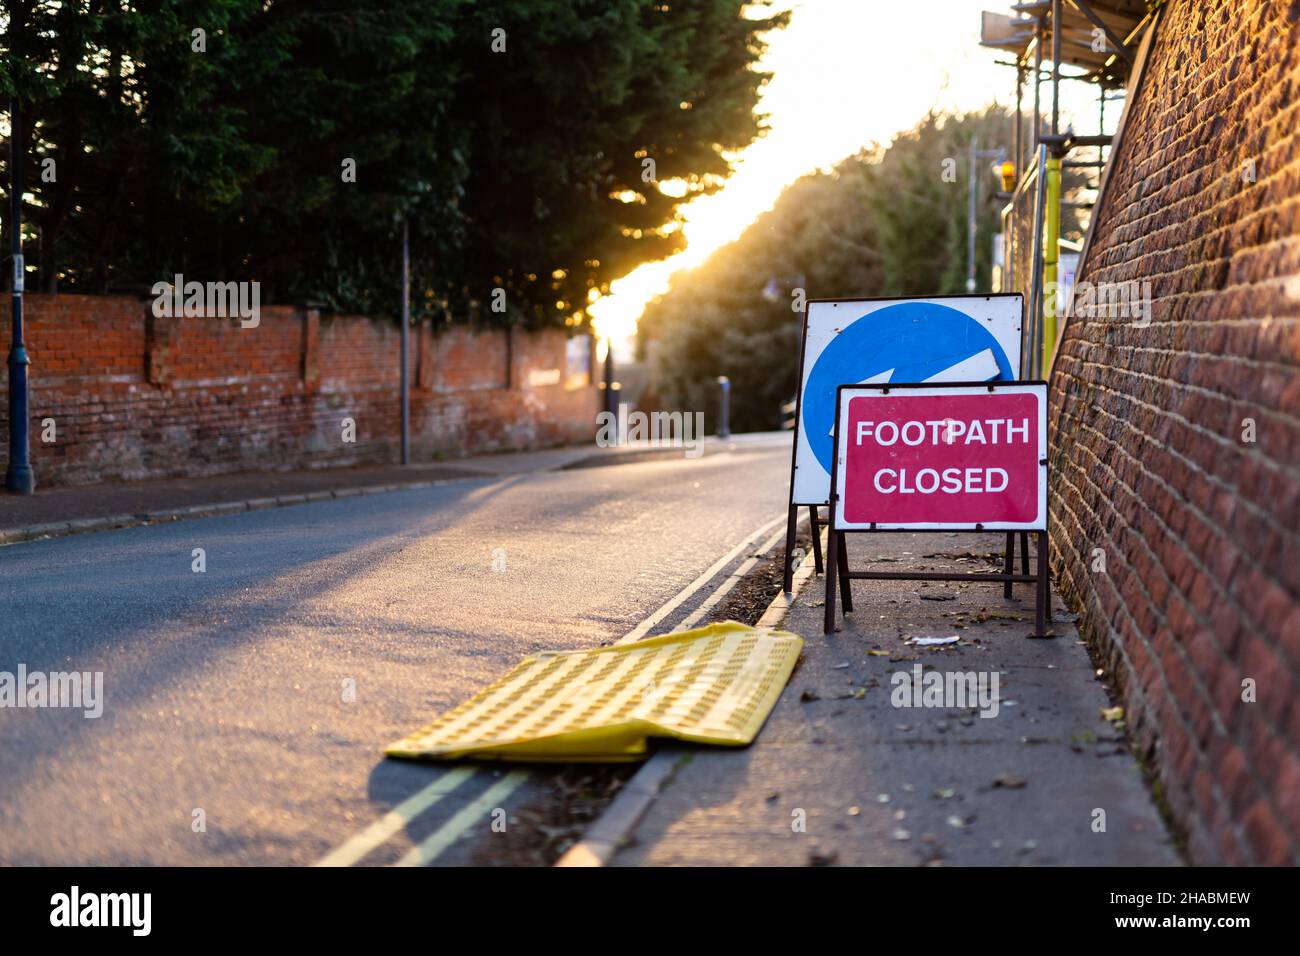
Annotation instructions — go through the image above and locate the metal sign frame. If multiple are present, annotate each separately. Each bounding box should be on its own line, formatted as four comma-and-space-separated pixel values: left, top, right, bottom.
831, 381, 1047, 532
822, 380, 1053, 638
782, 293, 1025, 591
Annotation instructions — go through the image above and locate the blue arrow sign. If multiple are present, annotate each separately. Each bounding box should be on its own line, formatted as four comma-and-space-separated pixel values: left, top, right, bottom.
802, 300, 1016, 476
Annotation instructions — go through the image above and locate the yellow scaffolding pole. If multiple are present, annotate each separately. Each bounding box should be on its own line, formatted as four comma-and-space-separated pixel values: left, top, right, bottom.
1042, 155, 1062, 374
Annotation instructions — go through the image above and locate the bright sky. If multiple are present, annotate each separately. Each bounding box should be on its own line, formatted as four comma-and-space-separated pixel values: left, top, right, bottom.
589, 0, 1097, 357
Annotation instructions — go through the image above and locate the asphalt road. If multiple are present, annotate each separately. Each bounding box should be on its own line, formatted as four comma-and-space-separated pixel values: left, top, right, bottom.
0, 436, 791, 865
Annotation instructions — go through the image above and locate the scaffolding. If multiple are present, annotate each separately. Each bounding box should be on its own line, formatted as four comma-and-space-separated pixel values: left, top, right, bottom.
981, 0, 1160, 375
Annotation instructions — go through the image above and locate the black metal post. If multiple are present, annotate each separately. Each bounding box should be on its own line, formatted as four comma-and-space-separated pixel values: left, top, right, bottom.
781, 502, 799, 593
603, 339, 615, 419
1003, 532, 1015, 598
716, 375, 730, 439
1015, 64, 1025, 179
1033, 19, 1042, 148
808, 505, 823, 574
1099, 86, 1109, 180
1051, 0, 1061, 138
836, 531, 853, 614
1032, 530, 1050, 637
399, 218, 410, 466
966, 136, 978, 293
823, 528, 838, 634
6, 97, 34, 494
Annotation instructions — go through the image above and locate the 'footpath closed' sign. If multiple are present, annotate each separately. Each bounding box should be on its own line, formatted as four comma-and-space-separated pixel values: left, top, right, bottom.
831, 383, 1047, 531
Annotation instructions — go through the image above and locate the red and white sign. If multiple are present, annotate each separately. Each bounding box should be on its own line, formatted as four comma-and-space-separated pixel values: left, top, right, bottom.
831, 383, 1047, 531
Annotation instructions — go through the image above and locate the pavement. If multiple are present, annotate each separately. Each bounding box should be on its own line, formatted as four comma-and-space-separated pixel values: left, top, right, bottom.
0, 434, 771, 544
606, 530, 1180, 867
0, 433, 794, 865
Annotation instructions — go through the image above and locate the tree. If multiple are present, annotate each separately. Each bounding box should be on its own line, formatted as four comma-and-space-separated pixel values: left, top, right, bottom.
0, 0, 786, 328
640, 150, 883, 433
640, 107, 1017, 432
415, 0, 787, 328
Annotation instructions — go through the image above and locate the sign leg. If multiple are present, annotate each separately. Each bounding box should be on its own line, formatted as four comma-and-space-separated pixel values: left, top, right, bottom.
1020, 531, 1030, 576
1003, 532, 1015, 599
1031, 530, 1051, 638
809, 505, 824, 574
1045, 551, 1054, 623
823, 529, 839, 634
837, 532, 853, 613
781, 503, 799, 592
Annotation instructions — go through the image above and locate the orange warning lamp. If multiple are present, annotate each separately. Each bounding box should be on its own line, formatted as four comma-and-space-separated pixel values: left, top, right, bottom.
998, 160, 1016, 193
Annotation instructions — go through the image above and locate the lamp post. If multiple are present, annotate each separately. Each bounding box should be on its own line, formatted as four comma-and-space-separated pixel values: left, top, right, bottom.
966, 136, 1007, 294
399, 218, 410, 466
6, 97, 34, 494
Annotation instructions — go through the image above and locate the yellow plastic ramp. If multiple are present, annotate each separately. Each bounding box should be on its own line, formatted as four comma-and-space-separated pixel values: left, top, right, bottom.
386, 621, 803, 763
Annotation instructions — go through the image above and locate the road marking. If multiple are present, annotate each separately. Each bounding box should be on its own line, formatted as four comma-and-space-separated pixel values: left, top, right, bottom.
673, 524, 790, 632
391, 771, 530, 867
614, 513, 787, 645
314, 511, 786, 867
756, 524, 822, 630
314, 766, 477, 867
556, 516, 822, 867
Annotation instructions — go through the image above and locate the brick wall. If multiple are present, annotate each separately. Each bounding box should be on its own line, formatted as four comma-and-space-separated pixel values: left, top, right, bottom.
0, 294, 597, 487
1049, 0, 1300, 864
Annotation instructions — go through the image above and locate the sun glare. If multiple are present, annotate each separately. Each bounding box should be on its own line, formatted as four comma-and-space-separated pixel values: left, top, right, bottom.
589, 0, 1098, 355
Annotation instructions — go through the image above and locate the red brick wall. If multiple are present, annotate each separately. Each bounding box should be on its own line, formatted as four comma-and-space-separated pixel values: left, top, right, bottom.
1049, 0, 1300, 864
0, 294, 597, 486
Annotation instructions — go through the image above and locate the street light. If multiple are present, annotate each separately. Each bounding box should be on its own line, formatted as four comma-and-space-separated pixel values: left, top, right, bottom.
399, 218, 410, 466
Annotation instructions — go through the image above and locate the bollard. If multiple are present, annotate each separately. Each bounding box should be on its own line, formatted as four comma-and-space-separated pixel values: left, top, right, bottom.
603, 341, 617, 420
717, 376, 731, 439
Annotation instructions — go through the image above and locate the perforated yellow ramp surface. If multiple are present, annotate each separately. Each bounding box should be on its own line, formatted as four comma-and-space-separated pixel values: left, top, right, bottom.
386, 621, 803, 763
